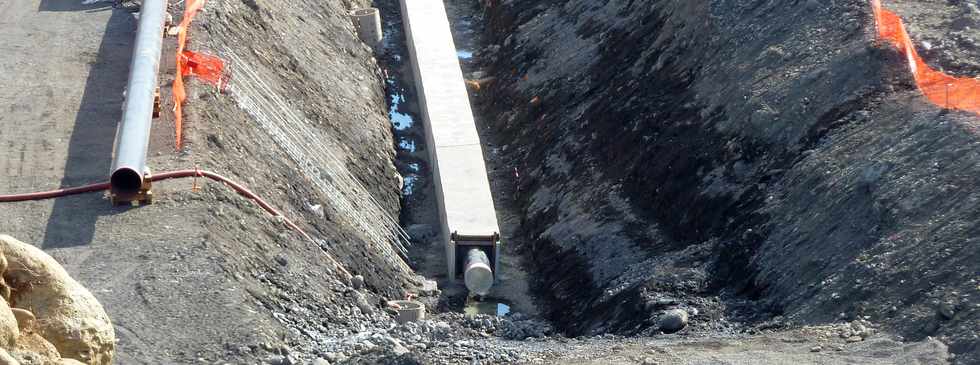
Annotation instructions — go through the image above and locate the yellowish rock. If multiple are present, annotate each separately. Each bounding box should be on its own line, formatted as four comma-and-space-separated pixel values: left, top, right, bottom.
0, 235, 115, 365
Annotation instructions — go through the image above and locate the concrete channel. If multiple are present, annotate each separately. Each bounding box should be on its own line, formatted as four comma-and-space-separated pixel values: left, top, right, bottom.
398, 0, 501, 296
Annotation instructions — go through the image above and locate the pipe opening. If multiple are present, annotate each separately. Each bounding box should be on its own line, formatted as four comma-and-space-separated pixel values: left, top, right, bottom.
110, 168, 143, 195
464, 248, 493, 296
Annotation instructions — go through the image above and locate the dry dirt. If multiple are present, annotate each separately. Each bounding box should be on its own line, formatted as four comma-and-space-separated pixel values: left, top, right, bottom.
0, 0, 416, 363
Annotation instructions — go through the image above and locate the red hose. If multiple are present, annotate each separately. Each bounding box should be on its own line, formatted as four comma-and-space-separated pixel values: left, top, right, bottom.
0, 182, 111, 202
0, 168, 356, 279
0, 169, 313, 242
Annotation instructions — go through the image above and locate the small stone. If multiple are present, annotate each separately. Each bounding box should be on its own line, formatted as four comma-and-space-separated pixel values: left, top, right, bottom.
265, 355, 288, 365
641, 357, 658, 365
938, 303, 955, 320
361, 339, 377, 351
351, 275, 365, 290
435, 321, 451, 332
810, 346, 822, 352
307, 203, 324, 218
846, 336, 863, 343
353, 291, 375, 315
850, 323, 870, 337
392, 343, 410, 356
312, 359, 330, 365
420, 279, 439, 295
658, 309, 689, 333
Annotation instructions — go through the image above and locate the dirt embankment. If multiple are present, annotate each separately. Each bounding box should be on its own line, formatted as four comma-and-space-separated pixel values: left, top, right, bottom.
1, 0, 418, 363
885, 0, 980, 77
477, 0, 979, 362
152, 0, 424, 361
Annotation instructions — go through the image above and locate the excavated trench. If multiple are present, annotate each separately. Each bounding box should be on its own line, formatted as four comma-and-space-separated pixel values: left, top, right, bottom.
3, 0, 972, 363
375, 0, 534, 317
473, 2, 979, 362
379, 0, 979, 362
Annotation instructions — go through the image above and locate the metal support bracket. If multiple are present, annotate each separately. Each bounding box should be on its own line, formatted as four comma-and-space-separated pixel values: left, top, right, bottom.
110, 172, 154, 206
152, 87, 161, 119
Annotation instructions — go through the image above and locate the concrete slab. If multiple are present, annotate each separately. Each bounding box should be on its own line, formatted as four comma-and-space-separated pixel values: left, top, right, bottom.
399, 0, 500, 278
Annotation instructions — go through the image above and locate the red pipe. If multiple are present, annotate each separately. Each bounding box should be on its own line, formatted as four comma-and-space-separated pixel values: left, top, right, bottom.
0, 169, 313, 242
0, 169, 358, 279
0, 182, 111, 202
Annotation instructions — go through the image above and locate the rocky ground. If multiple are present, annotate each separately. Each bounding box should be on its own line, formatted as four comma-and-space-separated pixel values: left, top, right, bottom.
885, 0, 980, 76
472, 0, 979, 363
1, 0, 418, 363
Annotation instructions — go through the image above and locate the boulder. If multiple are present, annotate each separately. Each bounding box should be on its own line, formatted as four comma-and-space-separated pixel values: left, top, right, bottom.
0, 235, 115, 364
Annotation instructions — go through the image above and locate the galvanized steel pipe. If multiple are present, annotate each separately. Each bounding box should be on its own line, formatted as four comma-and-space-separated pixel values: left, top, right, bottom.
110, 0, 167, 195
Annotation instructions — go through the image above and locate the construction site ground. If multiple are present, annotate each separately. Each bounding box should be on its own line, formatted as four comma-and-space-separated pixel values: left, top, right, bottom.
0, 0, 973, 364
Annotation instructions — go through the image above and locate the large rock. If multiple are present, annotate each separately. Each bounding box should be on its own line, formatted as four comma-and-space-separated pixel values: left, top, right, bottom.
0, 297, 17, 349
0, 235, 115, 364
658, 309, 689, 333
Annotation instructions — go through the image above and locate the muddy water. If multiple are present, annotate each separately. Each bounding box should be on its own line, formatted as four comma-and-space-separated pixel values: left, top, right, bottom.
464, 297, 512, 316
375, 0, 428, 215
377, 0, 540, 317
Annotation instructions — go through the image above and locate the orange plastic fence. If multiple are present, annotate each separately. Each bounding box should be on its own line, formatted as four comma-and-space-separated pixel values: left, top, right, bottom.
173, 0, 226, 149
182, 50, 226, 88
871, 0, 980, 116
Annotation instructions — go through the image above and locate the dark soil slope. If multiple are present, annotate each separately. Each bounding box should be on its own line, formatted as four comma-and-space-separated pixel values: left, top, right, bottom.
477, 0, 979, 362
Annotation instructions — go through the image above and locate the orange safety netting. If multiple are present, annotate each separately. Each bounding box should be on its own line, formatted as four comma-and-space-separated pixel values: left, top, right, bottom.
173, 0, 226, 149
871, 0, 980, 116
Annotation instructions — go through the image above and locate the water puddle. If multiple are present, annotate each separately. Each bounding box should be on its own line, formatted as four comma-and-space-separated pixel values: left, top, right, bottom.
398, 137, 417, 152
378, 3, 424, 205
402, 174, 418, 195
388, 92, 415, 130
464, 296, 512, 316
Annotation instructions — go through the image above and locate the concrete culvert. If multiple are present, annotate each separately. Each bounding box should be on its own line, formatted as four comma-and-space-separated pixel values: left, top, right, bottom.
388, 300, 425, 324
350, 8, 382, 47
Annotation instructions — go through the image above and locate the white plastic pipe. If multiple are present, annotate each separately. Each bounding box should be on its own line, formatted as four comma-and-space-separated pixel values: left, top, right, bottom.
464, 248, 493, 296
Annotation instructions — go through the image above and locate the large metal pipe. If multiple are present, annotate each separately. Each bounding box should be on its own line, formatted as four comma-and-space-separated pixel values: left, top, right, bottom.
110, 0, 167, 195
464, 248, 493, 296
